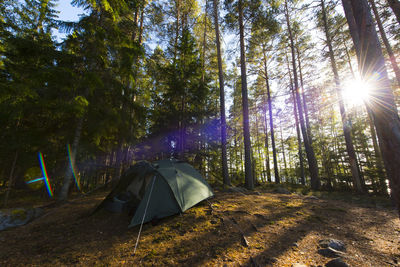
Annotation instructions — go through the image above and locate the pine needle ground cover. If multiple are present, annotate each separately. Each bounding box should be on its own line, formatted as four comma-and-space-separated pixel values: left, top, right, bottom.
0, 189, 399, 266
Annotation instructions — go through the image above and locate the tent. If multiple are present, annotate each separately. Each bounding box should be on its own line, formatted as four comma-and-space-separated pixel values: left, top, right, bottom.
96, 158, 214, 227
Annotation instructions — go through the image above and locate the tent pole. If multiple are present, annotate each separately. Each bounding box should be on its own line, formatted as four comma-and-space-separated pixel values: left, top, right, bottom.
133, 175, 156, 255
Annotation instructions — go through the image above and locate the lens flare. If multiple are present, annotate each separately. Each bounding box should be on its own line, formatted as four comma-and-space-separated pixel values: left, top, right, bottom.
341, 75, 372, 107
38, 152, 53, 197
26, 177, 45, 184
67, 144, 81, 191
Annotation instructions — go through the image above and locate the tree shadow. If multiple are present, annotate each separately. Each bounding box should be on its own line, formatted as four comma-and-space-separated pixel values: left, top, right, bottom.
244, 195, 398, 266
161, 194, 312, 266
0, 191, 397, 266
0, 194, 138, 265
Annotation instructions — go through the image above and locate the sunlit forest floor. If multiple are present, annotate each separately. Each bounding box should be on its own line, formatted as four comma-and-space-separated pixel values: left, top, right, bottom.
0, 187, 399, 266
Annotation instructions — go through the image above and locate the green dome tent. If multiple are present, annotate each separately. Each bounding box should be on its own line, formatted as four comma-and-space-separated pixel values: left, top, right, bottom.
95, 159, 214, 227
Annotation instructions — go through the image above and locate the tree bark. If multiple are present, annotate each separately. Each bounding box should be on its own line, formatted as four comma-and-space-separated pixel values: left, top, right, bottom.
174, 0, 181, 63
369, 0, 400, 86
255, 106, 264, 182
262, 49, 279, 183
293, 91, 305, 185
59, 115, 84, 200
213, 0, 230, 186
279, 123, 287, 179
342, 34, 356, 77
321, 0, 365, 193
342, 0, 361, 55
286, 52, 305, 185
112, 143, 124, 184
238, 0, 253, 190
296, 46, 312, 144
261, 77, 272, 182
284, 0, 320, 189
366, 109, 387, 194
3, 151, 18, 207
344, 0, 400, 215
138, 3, 145, 45
202, 0, 208, 83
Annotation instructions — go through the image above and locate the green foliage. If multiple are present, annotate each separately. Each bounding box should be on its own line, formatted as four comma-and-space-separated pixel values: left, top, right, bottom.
0, 0, 394, 200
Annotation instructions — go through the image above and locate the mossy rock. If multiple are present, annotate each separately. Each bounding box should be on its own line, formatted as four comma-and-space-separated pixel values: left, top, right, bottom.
0, 207, 43, 231
11, 208, 28, 221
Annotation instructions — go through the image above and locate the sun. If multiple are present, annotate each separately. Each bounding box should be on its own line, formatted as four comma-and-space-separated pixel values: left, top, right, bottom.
341, 77, 372, 107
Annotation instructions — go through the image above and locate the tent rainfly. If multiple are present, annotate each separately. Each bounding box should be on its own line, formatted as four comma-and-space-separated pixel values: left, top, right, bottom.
95, 158, 214, 227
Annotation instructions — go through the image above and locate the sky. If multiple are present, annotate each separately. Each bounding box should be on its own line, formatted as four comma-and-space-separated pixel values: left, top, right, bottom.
54, 1, 86, 40
55, 1, 84, 21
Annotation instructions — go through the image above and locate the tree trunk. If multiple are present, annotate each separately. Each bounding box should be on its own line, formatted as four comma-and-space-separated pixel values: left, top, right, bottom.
138, 4, 145, 45
255, 108, 263, 182
321, 0, 365, 193
238, 0, 253, 190
59, 115, 84, 200
262, 49, 279, 183
342, 0, 361, 54
261, 85, 272, 182
293, 91, 305, 185
3, 151, 18, 207
213, 0, 230, 186
369, 0, 400, 86
342, 35, 356, 77
296, 46, 312, 143
112, 143, 124, 184
387, 0, 400, 25
285, 0, 320, 189
344, 0, 400, 215
280, 123, 287, 180
367, 108, 388, 194
202, 0, 208, 83
132, 6, 139, 41
174, 0, 181, 63
287, 54, 305, 185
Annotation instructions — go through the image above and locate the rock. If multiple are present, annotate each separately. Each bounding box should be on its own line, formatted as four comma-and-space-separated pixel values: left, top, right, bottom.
292, 242, 299, 248
317, 247, 346, 258
325, 258, 349, 267
319, 239, 346, 251
0, 208, 43, 231
292, 263, 307, 267
274, 187, 291, 194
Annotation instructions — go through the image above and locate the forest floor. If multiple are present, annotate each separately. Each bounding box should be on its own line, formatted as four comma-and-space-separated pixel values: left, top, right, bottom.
0, 186, 400, 266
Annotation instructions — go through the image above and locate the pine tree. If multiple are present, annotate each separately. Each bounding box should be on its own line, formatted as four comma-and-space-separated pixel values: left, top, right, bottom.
284, 0, 320, 190
319, 0, 364, 193
343, 0, 400, 214
213, 0, 230, 186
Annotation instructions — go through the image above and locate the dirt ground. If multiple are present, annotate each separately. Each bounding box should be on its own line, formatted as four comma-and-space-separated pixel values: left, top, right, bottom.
0, 189, 399, 266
